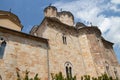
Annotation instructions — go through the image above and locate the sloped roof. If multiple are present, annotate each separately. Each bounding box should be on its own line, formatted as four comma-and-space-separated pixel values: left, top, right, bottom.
35, 17, 101, 35
0, 26, 48, 45
0, 10, 23, 28
30, 17, 113, 47
101, 37, 114, 48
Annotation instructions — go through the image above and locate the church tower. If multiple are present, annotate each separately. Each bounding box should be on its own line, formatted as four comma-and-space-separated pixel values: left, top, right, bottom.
43, 6, 74, 26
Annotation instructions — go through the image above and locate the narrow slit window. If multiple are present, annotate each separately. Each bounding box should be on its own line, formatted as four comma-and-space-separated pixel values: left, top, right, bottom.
114, 68, 118, 78
0, 38, 6, 59
0, 75, 2, 80
62, 33, 67, 44
69, 67, 72, 78
66, 66, 69, 78
105, 61, 110, 76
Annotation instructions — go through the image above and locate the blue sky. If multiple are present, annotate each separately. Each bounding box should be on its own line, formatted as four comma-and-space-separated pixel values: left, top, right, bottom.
0, 0, 120, 62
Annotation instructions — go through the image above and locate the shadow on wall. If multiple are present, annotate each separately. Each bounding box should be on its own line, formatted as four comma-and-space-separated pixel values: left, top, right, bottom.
0, 75, 2, 80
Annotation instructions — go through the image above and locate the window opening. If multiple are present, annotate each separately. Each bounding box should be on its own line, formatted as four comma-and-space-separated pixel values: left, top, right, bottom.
65, 61, 72, 79
0, 38, 6, 59
62, 33, 67, 44
105, 61, 110, 76
114, 68, 118, 78
0, 75, 2, 80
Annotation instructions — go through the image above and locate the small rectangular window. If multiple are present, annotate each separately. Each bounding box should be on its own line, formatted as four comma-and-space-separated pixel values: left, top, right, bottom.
62, 33, 67, 44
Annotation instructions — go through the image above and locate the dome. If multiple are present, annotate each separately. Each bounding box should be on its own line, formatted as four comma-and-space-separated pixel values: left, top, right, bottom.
58, 11, 74, 20
76, 22, 86, 29
44, 6, 57, 17
57, 11, 74, 26
0, 10, 23, 31
44, 6, 57, 12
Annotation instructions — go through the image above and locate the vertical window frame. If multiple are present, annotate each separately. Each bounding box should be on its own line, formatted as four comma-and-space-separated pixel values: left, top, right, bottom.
62, 33, 67, 44
0, 38, 6, 59
65, 61, 72, 79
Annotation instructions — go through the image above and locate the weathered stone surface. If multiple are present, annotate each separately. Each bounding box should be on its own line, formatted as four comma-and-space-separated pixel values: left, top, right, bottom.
39, 21, 120, 79
0, 32, 48, 80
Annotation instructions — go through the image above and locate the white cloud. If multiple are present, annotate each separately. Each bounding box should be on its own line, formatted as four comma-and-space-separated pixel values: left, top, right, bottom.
110, 5, 120, 12
53, 0, 120, 47
99, 18, 111, 33
111, 0, 120, 4
102, 17, 120, 44
54, 0, 105, 24
109, 0, 120, 12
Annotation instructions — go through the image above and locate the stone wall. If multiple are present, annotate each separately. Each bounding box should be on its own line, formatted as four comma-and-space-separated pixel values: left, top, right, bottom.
0, 31, 48, 80
32, 18, 120, 79
86, 33, 105, 75
39, 21, 100, 79
86, 31, 120, 79
42, 27, 85, 79
78, 34, 97, 77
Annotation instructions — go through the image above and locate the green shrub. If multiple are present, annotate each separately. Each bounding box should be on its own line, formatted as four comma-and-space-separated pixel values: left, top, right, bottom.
51, 72, 76, 80
16, 70, 119, 80
52, 72, 119, 80
16, 70, 40, 80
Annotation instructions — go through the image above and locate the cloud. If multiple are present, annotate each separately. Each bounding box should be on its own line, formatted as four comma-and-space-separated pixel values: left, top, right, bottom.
111, 0, 120, 4
54, 0, 120, 43
108, 0, 120, 12
53, 0, 120, 53
54, 0, 108, 24
102, 17, 120, 44
110, 5, 120, 12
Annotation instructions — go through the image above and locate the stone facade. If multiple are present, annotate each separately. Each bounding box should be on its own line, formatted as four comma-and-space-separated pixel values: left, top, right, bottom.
31, 16, 120, 79
0, 27, 48, 80
0, 5, 120, 80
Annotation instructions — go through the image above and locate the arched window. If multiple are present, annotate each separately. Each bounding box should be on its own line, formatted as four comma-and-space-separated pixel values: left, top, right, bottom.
65, 61, 72, 79
0, 38, 6, 59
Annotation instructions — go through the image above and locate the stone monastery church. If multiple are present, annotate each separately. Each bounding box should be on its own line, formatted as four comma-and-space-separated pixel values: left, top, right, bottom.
0, 6, 120, 80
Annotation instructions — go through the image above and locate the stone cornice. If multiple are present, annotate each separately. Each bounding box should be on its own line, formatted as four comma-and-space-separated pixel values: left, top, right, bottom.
44, 17, 101, 37
78, 27, 101, 37
102, 37, 114, 48
0, 26, 48, 45
31, 17, 113, 47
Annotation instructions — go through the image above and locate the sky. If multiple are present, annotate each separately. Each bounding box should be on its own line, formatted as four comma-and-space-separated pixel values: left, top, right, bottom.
0, 0, 120, 62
